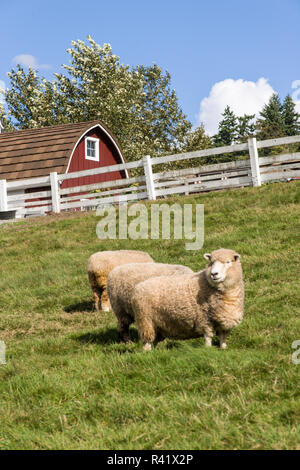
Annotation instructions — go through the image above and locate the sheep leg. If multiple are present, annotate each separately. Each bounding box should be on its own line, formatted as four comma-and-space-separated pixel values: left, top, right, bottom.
204, 327, 214, 347
100, 287, 111, 312
88, 272, 102, 312
93, 291, 101, 312
117, 316, 133, 343
219, 330, 229, 349
137, 321, 156, 351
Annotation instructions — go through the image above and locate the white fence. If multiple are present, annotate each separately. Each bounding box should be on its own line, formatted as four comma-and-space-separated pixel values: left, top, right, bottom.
1, 136, 300, 218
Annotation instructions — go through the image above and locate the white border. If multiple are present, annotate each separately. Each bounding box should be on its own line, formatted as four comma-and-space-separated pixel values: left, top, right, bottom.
85, 136, 99, 162
65, 124, 129, 178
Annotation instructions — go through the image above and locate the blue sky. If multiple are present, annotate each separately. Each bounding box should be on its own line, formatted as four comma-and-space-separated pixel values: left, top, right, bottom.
0, 0, 299, 134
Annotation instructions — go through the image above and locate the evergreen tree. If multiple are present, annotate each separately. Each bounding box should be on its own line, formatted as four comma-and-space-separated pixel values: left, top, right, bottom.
212, 106, 237, 146
236, 114, 256, 142
256, 93, 285, 140
282, 94, 300, 136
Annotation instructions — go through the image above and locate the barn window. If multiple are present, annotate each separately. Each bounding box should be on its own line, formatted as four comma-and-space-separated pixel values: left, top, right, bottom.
85, 137, 99, 162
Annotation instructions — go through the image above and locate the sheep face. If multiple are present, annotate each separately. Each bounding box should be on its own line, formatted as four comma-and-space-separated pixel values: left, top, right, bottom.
204, 249, 241, 289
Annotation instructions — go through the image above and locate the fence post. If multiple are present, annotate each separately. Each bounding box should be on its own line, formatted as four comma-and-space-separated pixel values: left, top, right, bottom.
0, 179, 8, 211
50, 172, 61, 213
143, 155, 156, 200
248, 137, 261, 187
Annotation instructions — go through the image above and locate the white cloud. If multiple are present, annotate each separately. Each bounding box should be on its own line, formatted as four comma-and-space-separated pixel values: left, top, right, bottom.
12, 54, 51, 70
197, 78, 275, 135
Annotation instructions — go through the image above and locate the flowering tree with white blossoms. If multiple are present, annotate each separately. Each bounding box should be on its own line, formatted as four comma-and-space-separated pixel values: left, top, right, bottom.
0, 36, 208, 161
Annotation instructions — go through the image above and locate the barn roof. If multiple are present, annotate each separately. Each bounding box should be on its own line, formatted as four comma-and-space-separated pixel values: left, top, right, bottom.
0, 120, 125, 181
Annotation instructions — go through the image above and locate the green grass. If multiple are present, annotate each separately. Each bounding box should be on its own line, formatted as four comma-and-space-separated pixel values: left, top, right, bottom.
0, 181, 299, 450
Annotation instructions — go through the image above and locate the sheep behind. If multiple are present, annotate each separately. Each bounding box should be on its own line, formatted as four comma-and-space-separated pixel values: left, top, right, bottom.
87, 250, 154, 312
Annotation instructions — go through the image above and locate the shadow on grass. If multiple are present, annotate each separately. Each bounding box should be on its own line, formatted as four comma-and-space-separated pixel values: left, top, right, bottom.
64, 300, 94, 313
164, 341, 182, 350
74, 327, 139, 346
164, 337, 212, 350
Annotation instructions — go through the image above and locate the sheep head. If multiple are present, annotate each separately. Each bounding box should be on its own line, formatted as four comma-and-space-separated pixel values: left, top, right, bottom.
204, 248, 242, 290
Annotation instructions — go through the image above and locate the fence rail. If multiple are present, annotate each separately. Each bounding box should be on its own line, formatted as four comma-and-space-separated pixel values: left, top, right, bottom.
1, 135, 300, 218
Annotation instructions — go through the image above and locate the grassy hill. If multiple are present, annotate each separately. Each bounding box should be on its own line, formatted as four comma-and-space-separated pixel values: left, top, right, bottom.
0, 181, 299, 450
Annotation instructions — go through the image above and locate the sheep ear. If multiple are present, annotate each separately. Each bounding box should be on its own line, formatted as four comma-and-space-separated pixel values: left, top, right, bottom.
204, 253, 211, 261
234, 253, 241, 261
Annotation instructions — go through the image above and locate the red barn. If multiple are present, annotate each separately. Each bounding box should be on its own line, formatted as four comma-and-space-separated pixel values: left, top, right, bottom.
0, 120, 128, 216
0, 119, 128, 184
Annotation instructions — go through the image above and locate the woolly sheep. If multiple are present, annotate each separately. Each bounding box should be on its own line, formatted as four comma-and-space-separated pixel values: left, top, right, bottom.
87, 250, 154, 312
107, 262, 193, 342
131, 248, 244, 350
